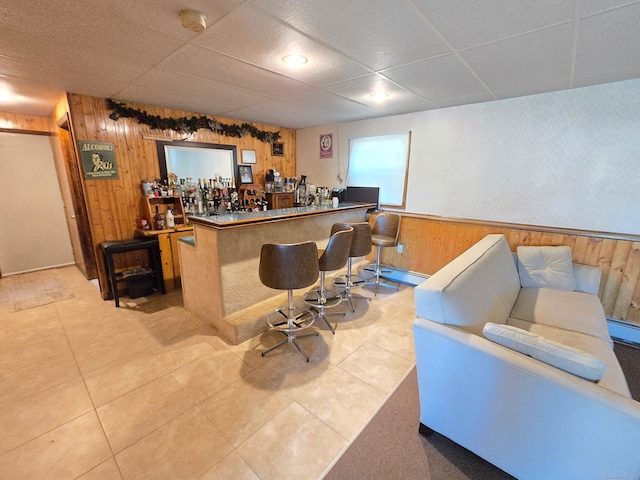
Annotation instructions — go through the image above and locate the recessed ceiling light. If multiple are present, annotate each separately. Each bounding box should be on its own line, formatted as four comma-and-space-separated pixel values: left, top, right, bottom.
282, 54, 308, 67
370, 91, 389, 102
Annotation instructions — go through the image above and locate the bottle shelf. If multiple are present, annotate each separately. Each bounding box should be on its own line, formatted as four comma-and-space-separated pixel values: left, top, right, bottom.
140, 195, 186, 231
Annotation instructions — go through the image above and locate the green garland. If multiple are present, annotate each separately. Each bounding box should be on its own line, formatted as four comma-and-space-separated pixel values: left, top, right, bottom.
106, 99, 280, 143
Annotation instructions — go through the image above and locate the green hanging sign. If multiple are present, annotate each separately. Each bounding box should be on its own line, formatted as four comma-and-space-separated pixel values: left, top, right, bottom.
78, 141, 119, 179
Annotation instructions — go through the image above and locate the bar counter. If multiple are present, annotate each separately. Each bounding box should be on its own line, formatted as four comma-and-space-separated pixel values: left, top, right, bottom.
179, 203, 375, 344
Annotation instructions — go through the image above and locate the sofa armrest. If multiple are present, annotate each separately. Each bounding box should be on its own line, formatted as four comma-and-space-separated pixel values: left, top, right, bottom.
413, 318, 640, 480
573, 263, 601, 295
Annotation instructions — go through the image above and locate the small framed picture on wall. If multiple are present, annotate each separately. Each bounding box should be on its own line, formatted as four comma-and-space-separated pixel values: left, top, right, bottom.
238, 165, 254, 184
271, 142, 284, 156
241, 149, 257, 164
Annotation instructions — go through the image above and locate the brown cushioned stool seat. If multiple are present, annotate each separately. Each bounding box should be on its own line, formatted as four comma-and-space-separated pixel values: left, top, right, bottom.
332, 222, 373, 312
259, 241, 320, 361
365, 212, 401, 295
303, 226, 353, 333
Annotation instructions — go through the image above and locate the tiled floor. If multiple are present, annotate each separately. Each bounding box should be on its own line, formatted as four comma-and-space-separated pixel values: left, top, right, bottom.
0, 266, 416, 480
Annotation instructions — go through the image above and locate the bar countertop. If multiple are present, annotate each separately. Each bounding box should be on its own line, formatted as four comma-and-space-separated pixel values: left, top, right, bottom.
187, 202, 375, 229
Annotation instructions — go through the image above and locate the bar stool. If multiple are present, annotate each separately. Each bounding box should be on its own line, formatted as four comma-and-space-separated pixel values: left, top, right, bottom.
332, 222, 372, 312
259, 241, 320, 362
303, 226, 353, 334
365, 212, 401, 295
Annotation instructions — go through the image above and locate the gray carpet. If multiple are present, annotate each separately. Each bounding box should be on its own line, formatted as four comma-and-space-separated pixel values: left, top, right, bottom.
324, 341, 639, 480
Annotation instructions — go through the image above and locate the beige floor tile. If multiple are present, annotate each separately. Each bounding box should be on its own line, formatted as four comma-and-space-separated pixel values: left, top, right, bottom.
0, 411, 112, 480
77, 458, 123, 480
0, 309, 64, 349
115, 407, 232, 480
129, 313, 203, 348
150, 325, 230, 371
237, 402, 347, 480
0, 378, 93, 455
255, 348, 334, 398
367, 323, 417, 361
199, 452, 260, 480
53, 293, 106, 317
84, 350, 168, 406
73, 329, 150, 375
65, 314, 133, 349
0, 350, 81, 408
171, 350, 251, 403
58, 302, 126, 330
200, 370, 291, 447
97, 374, 195, 453
294, 366, 387, 440
0, 331, 71, 372
338, 342, 415, 393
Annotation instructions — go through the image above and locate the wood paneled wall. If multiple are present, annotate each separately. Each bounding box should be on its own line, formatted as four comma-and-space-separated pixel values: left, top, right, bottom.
379, 213, 640, 326
65, 93, 296, 295
0, 112, 53, 134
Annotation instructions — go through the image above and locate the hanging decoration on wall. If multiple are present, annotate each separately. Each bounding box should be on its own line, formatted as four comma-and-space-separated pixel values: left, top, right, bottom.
78, 141, 119, 179
106, 99, 280, 143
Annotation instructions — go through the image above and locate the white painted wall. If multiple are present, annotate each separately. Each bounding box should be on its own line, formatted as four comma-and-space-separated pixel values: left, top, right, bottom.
297, 78, 640, 236
0, 133, 74, 275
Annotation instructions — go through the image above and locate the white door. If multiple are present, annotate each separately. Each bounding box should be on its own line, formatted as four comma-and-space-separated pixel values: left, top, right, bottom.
0, 132, 74, 275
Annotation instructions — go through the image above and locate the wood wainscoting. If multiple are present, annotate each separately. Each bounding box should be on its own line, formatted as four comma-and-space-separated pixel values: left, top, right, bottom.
376, 212, 640, 326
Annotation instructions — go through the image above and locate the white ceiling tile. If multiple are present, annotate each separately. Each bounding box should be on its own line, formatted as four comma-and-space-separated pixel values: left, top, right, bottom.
324, 74, 433, 109
579, 0, 637, 18
383, 54, 491, 102
224, 100, 347, 129
1, 0, 640, 127
574, 3, 640, 81
413, 0, 574, 49
115, 71, 273, 116
252, 0, 450, 70
193, 5, 371, 87
461, 24, 575, 92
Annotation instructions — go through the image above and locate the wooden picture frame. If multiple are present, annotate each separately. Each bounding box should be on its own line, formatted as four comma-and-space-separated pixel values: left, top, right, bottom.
271, 142, 284, 156
238, 165, 254, 184
241, 149, 256, 164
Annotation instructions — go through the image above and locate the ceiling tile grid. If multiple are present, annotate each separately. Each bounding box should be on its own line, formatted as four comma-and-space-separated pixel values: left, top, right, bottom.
0, 0, 639, 127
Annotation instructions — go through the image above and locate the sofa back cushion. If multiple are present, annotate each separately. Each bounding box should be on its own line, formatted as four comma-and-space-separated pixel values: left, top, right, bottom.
414, 234, 521, 335
517, 245, 576, 291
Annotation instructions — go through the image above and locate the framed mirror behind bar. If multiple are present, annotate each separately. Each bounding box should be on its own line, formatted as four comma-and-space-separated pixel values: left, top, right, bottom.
157, 141, 238, 188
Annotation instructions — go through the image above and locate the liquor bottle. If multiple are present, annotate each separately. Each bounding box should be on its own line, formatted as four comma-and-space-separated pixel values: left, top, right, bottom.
230, 177, 239, 211
165, 208, 175, 228
154, 206, 165, 230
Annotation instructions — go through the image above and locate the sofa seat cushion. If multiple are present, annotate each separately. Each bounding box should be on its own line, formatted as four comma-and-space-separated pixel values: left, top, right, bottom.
510, 287, 613, 347
507, 318, 631, 397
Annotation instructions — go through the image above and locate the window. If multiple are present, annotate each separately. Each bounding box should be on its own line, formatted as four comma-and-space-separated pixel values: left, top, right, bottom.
347, 132, 410, 208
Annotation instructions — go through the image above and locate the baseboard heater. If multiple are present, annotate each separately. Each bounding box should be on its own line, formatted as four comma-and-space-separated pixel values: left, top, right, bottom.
607, 318, 640, 347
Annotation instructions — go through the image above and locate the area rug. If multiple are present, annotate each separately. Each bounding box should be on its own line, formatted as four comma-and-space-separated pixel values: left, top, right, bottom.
324, 343, 640, 480
9, 269, 74, 311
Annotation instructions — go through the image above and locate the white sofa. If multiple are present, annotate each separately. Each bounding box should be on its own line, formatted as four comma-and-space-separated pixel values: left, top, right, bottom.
412, 234, 640, 479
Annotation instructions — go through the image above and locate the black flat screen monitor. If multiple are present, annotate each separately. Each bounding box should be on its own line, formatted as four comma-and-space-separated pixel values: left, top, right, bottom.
346, 186, 380, 210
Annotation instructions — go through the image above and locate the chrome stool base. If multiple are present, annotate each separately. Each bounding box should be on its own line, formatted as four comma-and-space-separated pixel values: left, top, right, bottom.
364, 246, 399, 296
303, 288, 343, 334
334, 272, 371, 313
262, 303, 318, 362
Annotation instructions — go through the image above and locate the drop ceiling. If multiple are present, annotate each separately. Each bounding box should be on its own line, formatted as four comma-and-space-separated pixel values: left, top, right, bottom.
1, 0, 639, 129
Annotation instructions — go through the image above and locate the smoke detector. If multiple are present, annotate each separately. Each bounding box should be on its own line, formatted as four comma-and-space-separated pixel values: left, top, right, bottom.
180, 9, 207, 33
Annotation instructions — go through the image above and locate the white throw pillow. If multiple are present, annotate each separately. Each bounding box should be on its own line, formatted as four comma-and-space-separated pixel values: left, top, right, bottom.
482, 322, 605, 381
517, 246, 576, 291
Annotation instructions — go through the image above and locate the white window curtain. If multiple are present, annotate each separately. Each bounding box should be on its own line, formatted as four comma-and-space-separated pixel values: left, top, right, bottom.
347, 132, 410, 207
